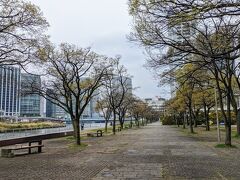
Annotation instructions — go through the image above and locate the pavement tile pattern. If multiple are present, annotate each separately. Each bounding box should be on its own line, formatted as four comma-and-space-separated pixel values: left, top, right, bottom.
0, 123, 240, 179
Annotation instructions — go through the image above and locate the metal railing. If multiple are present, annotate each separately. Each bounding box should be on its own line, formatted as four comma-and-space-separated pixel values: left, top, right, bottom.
0, 123, 105, 141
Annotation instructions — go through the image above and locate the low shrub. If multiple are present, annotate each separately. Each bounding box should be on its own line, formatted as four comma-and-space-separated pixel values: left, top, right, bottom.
161, 115, 176, 125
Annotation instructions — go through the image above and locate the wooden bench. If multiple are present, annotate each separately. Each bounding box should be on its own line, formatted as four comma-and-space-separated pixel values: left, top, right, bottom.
1, 140, 44, 158
87, 130, 104, 137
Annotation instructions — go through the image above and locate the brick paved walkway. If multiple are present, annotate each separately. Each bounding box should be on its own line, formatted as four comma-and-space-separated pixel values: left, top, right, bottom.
1, 122, 240, 179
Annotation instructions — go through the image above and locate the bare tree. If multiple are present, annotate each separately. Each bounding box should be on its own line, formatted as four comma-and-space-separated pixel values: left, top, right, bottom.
129, 0, 240, 146
116, 93, 134, 129
102, 60, 132, 134
0, 0, 49, 66
26, 43, 114, 145
128, 97, 149, 127
95, 97, 112, 133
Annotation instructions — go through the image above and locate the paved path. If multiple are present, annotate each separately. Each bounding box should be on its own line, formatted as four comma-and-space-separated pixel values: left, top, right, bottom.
0, 122, 240, 179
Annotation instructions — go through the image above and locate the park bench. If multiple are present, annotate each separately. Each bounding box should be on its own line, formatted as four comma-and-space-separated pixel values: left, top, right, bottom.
87, 130, 104, 137
1, 140, 44, 158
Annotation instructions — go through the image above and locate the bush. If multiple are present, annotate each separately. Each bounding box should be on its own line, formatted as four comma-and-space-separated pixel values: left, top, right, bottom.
161, 115, 176, 125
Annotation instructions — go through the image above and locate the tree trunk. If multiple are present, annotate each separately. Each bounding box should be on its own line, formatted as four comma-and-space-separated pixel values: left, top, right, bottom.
225, 123, 231, 146
237, 109, 240, 136
189, 114, 194, 133
183, 113, 186, 129
225, 90, 232, 146
189, 105, 194, 133
234, 75, 240, 135
206, 108, 210, 131
130, 116, 133, 128
204, 103, 210, 131
120, 121, 124, 129
233, 106, 239, 136
194, 109, 199, 128
73, 119, 80, 145
72, 121, 76, 138
174, 114, 177, 126
118, 114, 124, 129
135, 117, 139, 128
105, 119, 108, 133
113, 112, 116, 135
229, 86, 240, 136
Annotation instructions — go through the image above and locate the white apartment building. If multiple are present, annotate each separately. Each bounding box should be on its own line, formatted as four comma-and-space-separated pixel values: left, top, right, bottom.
144, 97, 166, 113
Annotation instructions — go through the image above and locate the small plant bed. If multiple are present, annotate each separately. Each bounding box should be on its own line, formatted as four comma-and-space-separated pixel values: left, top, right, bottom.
64, 136, 88, 151
0, 121, 65, 133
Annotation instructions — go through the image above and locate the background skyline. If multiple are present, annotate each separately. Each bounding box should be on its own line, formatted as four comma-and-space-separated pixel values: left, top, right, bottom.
30, 0, 170, 99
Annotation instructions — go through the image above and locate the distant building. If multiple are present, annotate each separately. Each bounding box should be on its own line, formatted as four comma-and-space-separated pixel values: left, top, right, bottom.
45, 88, 101, 120
167, 8, 195, 98
144, 97, 166, 113
20, 73, 41, 117
0, 66, 21, 116
112, 75, 132, 94
45, 89, 66, 119
82, 90, 100, 119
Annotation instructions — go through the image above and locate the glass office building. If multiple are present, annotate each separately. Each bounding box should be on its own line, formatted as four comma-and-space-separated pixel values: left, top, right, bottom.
0, 66, 21, 116
20, 73, 41, 117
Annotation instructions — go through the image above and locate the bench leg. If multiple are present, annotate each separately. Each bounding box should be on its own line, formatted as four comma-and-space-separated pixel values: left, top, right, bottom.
38, 141, 42, 153
28, 142, 32, 154
1, 149, 14, 158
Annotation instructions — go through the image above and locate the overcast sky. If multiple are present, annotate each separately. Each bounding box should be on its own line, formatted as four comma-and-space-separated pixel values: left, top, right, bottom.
30, 0, 170, 99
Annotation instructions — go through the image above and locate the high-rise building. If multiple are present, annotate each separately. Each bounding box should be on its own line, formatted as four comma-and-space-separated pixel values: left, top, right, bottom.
45, 88, 101, 120
144, 97, 166, 113
112, 75, 132, 94
20, 73, 41, 117
167, 11, 195, 98
0, 66, 21, 116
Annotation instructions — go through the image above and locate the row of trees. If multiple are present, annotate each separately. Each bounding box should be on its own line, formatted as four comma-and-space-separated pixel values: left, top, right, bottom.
163, 64, 217, 132
96, 92, 161, 135
0, 0, 160, 145
29, 44, 160, 145
129, 0, 240, 146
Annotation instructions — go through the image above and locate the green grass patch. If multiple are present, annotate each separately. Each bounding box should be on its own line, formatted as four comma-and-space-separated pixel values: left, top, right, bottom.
233, 133, 240, 138
68, 142, 88, 150
66, 136, 75, 140
65, 136, 87, 142
215, 144, 237, 148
